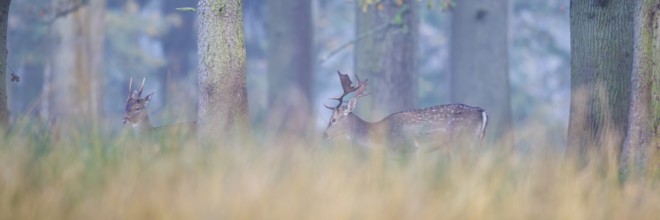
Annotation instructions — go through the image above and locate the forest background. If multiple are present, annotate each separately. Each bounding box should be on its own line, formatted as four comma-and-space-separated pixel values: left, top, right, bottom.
1, 0, 658, 219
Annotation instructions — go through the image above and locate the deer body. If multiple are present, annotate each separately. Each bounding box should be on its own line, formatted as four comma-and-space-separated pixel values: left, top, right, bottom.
324, 72, 487, 154
129, 113, 154, 134
327, 104, 487, 150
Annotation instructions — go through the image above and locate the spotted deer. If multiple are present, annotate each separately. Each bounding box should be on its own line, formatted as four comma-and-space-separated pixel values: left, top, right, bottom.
123, 78, 195, 135
323, 71, 488, 155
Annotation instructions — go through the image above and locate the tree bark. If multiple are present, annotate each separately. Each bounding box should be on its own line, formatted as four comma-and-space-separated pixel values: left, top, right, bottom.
354, 0, 418, 120
622, 0, 660, 176
197, 0, 249, 140
266, 0, 313, 138
49, 0, 104, 128
450, 0, 512, 147
79, 0, 105, 122
0, 0, 10, 129
50, 14, 74, 124
568, 0, 633, 159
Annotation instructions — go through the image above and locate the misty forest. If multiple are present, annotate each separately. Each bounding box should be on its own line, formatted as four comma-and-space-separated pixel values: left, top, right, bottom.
1, 0, 659, 219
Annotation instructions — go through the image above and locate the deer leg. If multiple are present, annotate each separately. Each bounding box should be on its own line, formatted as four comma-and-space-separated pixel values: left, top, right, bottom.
414, 137, 452, 162
414, 139, 423, 160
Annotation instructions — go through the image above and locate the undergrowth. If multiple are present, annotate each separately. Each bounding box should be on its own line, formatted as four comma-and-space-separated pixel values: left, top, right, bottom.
0, 124, 658, 220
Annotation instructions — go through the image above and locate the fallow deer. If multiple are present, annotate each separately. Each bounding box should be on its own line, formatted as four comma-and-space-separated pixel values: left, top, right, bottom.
123, 78, 195, 135
123, 77, 155, 134
323, 71, 488, 155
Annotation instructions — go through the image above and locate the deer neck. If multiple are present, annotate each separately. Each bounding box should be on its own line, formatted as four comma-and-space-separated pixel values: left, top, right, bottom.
132, 115, 154, 134
347, 113, 384, 146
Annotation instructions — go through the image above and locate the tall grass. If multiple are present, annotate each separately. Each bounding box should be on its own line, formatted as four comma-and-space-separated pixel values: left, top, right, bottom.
1, 124, 658, 220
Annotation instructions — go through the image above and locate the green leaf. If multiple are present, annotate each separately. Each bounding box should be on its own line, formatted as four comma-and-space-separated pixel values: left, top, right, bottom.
175, 7, 197, 12
393, 14, 402, 25
391, 4, 409, 26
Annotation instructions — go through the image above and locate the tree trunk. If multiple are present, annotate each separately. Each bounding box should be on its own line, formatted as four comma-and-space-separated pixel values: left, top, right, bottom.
354, 0, 418, 120
622, 0, 660, 176
450, 0, 512, 147
50, 0, 104, 127
196, 0, 249, 140
266, 0, 313, 138
568, 0, 633, 160
0, 0, 10, 129
50, 4, 78, 125
80, 0, 105, 122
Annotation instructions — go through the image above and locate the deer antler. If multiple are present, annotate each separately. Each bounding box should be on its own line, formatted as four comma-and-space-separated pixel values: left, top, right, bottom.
327, 71, 368, 110
351, 74, 368, 98
138, 77, 146, 96
127, 77, 134, 100
344, 74, 368, 111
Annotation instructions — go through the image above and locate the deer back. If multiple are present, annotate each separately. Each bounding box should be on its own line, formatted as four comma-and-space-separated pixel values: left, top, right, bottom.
379, 104, 487, 146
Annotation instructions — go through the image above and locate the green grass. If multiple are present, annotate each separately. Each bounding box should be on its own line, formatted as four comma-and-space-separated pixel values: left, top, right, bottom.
1, 125, 659, 220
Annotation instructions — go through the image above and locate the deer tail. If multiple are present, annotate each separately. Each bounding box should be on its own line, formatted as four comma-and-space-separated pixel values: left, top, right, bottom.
480, 110, 488, 141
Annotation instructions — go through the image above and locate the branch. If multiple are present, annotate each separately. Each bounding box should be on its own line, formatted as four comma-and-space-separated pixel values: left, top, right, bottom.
41, 0, 89, 25
318, 4, 410, 64
318, 23, 389, 64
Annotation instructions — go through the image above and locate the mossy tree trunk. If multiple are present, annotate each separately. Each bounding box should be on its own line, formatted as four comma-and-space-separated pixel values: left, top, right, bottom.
266, 0, 313, 138
196, 0, 249, 140
354, 0, 418, 120
0, 0, 9, 129
568, 0, 633, 160
622, 0, 660, 176
450, 0, 512, 147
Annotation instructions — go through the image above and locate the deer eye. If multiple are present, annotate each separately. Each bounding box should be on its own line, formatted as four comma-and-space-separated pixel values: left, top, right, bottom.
331, 118, 336, 123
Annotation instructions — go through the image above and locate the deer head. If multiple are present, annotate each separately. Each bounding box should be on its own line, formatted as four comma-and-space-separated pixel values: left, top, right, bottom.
323, 71, 368, 139
123, 77, 154, 125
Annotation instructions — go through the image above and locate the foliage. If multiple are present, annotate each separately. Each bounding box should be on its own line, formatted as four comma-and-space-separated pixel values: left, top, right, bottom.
175, 7, 197, 12
104, 2, 168, 78
510, 0, 570, 149
7, 0, 55, 65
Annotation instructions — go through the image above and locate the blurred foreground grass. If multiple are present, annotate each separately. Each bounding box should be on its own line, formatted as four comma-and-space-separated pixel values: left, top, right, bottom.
1, 125, 659, 220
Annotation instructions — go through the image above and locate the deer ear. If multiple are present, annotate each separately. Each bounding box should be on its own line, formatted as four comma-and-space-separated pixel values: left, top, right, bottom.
143, 92, 155, 104
343, 99, 357, 116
